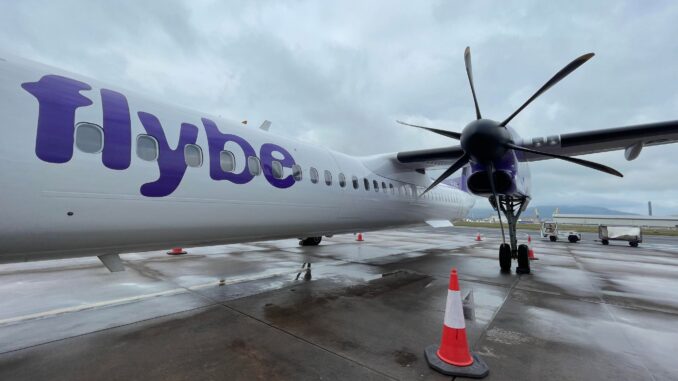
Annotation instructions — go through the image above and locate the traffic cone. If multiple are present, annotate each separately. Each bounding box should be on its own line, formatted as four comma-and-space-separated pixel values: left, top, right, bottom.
475, 233, 482, 241
527, 235, 538, 260
425, 268, 489, 378
167, 247, 187, 255
356, 233, 364, 242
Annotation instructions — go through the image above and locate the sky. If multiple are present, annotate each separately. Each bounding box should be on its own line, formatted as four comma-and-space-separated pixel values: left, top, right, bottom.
1, 1, 677, 215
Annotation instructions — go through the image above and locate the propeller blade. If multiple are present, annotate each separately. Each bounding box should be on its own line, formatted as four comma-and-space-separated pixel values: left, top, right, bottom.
499, 53, 594, 127
420, 154, 470, 196
396, 120, 462, 140
464, 47, 482, 120
505, 142, 623, 177
487, 162, 506, 244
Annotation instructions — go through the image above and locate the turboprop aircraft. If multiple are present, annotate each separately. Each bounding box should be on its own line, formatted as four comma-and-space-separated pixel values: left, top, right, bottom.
0, 48, 677, 275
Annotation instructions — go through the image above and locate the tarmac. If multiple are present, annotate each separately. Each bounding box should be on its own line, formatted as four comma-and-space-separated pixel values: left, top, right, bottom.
1, 226, 677, 380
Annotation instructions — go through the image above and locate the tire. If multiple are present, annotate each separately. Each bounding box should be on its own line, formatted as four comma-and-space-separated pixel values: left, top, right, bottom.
629, 241, 639, 247
549, 236, 557, 242
602, 239, 609, 245
299, 237, 322, 246
516, 244, 530, 274
568, 235, 578, 243
499, 243, 511, 272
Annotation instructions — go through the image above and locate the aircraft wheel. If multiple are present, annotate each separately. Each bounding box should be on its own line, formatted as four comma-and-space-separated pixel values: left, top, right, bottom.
299, 237, 322, 246
602, 239, 609, 245
516, 244, 530, 274
499, 243, 511, 273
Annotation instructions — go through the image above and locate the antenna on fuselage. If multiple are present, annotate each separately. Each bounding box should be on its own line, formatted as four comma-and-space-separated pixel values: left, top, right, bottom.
259, 120, 272, 131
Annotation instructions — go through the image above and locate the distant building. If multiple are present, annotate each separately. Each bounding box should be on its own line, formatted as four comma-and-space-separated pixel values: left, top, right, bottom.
553, 214, 678, 228
484, 214, 507, 224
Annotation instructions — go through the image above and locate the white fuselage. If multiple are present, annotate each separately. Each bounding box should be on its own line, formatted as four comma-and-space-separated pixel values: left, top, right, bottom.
0, 54, 475, 264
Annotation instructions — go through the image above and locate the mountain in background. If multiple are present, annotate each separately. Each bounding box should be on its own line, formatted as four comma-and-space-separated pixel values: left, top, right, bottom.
467, 204, 637, 220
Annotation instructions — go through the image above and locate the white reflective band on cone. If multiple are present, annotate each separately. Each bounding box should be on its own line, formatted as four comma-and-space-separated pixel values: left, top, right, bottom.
443, 290, 465, 329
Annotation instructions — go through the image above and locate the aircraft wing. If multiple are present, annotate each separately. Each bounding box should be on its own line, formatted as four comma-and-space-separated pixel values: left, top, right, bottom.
394, 120, 678, 168
516, 120, 678, 162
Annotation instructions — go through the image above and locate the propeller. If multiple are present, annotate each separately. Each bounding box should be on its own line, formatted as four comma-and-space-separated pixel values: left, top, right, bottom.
399, 46, 622, 198
499, 53, 594, 127
464, 46, 482, 120
396, 120, 462, 140
398, 46, 623, 243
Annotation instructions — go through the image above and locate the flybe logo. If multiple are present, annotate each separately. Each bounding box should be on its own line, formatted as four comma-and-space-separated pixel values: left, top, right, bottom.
21, 75, 296, 197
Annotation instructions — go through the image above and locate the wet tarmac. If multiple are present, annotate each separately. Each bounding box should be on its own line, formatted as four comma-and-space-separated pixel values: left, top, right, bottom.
1, 226, 677, 380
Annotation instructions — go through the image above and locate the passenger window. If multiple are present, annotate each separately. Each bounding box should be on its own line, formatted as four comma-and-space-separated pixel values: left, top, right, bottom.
75, 122, 103, 153
136, 135, 158, 161
324, 170, 332, 186
339, 173, 346, 188
381, 182, 386, 192
373, 180, 379, 192
220, 151, 236, 172
352, 176, 359, 189
292, 164, 303, 181
389, 183, 394, 194
248, 156, 261, 176
310, 167, 319, 184
363, 178, 370, 191
271, 161, 283, 179
184, 144, 203, 167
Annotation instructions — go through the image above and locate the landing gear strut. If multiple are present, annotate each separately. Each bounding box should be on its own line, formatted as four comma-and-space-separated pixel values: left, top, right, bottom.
295, 262, 312, 281
491, 196, 530, 274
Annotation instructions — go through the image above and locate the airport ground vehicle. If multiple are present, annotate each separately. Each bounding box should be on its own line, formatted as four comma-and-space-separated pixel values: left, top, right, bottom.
541, 222, 581, 243
599, 225, 642, 247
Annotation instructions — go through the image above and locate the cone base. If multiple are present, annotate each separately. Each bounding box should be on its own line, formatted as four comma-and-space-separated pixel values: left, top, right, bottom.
166, 250, 187, 255
425, 345, 489, 378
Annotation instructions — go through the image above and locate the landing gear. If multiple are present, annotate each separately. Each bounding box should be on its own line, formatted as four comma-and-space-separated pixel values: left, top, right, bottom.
499, 243, 511, 272
299, 236, 322, 246
295, 262, 312, 280
490, 195, 531, 274
516, 244, 530, 274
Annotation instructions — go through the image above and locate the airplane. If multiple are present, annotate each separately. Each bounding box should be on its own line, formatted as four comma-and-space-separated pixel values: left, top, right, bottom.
0, 47, 677, 276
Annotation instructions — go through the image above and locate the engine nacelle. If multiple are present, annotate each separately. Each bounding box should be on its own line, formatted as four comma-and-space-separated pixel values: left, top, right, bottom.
464, 148, 531, 198
467, 170, 514, 195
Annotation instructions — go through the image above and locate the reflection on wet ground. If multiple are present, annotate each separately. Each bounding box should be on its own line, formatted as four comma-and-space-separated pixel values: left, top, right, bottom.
1, 226, 677, 380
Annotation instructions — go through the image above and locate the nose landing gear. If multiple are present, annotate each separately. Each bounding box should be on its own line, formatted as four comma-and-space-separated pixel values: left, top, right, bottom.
491, 195, 531, 274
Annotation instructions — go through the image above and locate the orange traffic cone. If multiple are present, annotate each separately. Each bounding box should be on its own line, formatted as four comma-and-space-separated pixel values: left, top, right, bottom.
167, 247, 187, 255
527, 235, 538, 260
356, 233, 364, 242
475, 233, 482, 241
425, 268, 489, 378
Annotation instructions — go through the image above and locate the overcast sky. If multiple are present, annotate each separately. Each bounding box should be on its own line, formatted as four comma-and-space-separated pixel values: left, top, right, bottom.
1, 1, 677, 215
